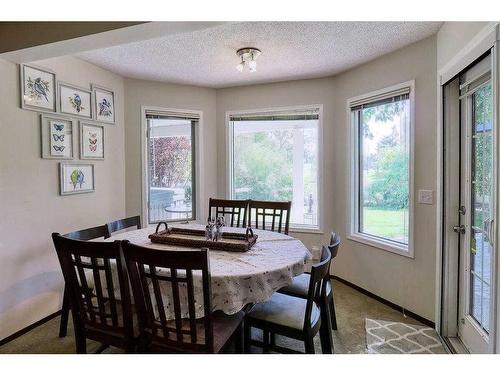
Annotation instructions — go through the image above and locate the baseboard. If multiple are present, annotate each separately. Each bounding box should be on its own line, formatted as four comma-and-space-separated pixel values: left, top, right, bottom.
0, 310, 62, 347
331, 275, 435, 329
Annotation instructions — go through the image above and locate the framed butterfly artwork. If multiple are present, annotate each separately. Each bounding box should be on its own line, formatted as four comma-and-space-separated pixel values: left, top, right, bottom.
92, 84, 115, 124
80, 122, 104, 160
40, 114, 76, 159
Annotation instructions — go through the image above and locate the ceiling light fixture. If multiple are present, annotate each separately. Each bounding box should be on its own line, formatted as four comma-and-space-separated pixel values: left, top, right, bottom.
236, 47, 261, 73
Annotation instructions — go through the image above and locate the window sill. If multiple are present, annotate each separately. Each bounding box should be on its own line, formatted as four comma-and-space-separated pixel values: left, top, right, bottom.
289, 227, 324, 235
347, 232, 414, 259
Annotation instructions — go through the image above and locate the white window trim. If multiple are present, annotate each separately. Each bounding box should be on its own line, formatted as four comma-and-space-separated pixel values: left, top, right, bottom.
225, 104, 324, 233
141, 106, 204, 226
347, 80, 415, 258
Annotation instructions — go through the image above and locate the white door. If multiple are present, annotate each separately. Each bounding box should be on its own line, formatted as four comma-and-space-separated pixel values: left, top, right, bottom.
457, 54, 495, 353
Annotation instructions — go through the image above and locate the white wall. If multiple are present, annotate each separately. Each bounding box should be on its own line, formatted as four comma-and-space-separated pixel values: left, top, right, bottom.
123, 78, 217, 223
437, 22, 490, 71
216, 36, 438, 320
0, 56, 126, 340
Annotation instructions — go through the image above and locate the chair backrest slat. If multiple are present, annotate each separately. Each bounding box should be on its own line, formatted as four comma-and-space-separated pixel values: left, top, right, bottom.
123, 242, 214, 353
91, 257, 107, 324
103, 258, 119, 327
248, 200, 291, 235
170, 268, 183, 343
105, 216, 141, 239
208, 198, 248, 228
186, 269, 197, 343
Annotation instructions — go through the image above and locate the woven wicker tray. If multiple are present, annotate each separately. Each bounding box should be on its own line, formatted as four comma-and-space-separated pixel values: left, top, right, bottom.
148, 222, 258, 252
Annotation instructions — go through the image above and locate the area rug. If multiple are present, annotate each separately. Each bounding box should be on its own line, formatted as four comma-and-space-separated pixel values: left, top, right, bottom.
365, 318, 447, 354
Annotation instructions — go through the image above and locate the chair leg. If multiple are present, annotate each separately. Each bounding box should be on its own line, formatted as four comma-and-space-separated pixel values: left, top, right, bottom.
59, 286, 70, 338
234, 323, 244, 353
329, 293, 338, 330
263, 329, 270, 353
73, 317, 87, 354
270, 332, 276, 348
244, 321, 251, 353
304, 336, 315, 354
320, 297, 334, 354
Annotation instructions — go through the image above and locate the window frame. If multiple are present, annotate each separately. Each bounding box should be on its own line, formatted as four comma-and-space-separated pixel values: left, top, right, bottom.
141, 106, 202, 225
225, 104, 324, 234
347, 81, 415, 258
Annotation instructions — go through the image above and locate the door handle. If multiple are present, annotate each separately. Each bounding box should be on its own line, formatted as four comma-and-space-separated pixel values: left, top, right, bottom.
453, 225, 466, 234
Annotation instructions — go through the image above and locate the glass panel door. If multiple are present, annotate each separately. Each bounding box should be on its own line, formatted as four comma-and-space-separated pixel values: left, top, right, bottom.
458, 66, 494, 352
469, 82, 493, 333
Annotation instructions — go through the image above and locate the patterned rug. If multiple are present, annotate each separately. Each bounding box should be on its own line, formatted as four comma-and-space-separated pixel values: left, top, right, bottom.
365, 318, 447, 354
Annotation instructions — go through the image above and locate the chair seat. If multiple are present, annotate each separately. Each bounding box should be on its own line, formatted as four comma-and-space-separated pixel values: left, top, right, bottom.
149, 310, 245, 353
278, 273, 331, 298
246, 293, 320, 330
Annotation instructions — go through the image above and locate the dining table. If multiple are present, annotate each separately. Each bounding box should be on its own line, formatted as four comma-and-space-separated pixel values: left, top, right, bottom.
104, 222, 311, 319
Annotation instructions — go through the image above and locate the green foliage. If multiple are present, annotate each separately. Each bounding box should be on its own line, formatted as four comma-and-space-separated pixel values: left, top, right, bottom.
233, 130, 293, 201
472, 84, 493, 200
365, 146, 409, 210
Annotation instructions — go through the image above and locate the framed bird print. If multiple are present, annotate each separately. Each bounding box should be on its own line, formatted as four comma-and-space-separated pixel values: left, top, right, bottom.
59, 162, 95, 195
92, 84, 115, 124
80, 122, 104, 160
58, 82, 92, 119
21, 64, 57, 113
40, 114, 76, 159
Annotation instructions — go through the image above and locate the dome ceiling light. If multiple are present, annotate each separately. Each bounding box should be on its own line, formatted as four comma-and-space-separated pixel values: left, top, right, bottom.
236, 47, 261, 73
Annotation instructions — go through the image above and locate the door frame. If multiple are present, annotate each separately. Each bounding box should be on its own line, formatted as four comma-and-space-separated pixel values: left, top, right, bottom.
436, 23, 500, 352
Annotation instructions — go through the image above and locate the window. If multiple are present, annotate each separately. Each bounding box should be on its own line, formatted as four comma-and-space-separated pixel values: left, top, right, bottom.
349, 82, 413, 255
228, 107, 320, 230
145, 110, 197, 223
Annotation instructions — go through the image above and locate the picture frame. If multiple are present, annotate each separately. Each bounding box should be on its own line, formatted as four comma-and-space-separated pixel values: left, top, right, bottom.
59, 162, 95, 195
40, 114, 76, 159
58, 81, 93, 119
80, 121, 105, 160
20, 64, 57, 113
92, 84, 115, 124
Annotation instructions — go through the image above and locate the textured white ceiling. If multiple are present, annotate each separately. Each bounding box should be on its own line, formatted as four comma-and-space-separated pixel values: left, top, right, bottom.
77, 22, 442, 88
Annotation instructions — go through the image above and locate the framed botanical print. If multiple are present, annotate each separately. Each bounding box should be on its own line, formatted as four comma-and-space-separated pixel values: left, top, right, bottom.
20, 64, 57, 113
58, 82, 92, 119
60, 162, 95, 195
80, 122, 104, 160
92, 84, 115, 124
40, 114, 76, 159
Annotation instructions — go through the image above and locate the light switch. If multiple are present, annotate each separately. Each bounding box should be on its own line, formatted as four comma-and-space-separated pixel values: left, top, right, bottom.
418, 190, 434, 205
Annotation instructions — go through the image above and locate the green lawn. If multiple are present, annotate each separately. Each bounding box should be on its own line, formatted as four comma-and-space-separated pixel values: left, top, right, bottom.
362, 207, 409, 243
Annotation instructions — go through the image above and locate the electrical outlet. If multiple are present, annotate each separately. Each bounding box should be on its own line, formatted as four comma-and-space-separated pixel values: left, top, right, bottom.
418, 189, 434, 205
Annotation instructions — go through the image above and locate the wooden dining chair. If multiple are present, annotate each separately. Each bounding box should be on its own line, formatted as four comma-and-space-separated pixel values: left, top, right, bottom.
52, 233, 137, 353
104, 215, 141, 239
244, 247, 332, 354
122, 242, 245, 353
208, 198, 249, 227
278, 232, 341, 331
58, 225, 107, 338
248, 200, 292, 235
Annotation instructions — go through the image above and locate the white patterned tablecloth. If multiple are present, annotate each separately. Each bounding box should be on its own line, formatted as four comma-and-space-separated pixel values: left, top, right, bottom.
105, 223, 311, 319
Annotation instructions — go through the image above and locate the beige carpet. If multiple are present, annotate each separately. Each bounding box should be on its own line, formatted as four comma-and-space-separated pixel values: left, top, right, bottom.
365, 318, 447, 354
